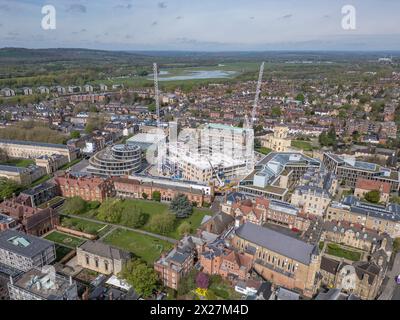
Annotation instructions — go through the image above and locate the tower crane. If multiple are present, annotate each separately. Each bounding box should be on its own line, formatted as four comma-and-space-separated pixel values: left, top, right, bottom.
245, 61, 265, 129
153, 62, 160, 126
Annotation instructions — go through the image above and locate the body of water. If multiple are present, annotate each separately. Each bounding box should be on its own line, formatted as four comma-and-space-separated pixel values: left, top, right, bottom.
148, 70, 236, 81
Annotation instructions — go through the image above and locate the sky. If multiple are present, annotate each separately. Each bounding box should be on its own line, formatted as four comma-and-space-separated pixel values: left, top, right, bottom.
0, 0, 399, 51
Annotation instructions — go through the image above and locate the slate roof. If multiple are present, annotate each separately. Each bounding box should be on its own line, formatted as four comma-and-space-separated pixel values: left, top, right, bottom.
79, 241, 131, 261
235, 222, 317, 265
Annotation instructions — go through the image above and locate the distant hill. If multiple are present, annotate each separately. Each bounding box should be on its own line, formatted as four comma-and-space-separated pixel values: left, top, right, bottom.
0, 47, 152, 64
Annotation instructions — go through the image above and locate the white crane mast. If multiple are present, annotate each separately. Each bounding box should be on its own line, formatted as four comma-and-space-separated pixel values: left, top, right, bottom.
153, 62, 160, 126
250, 61, 265, 128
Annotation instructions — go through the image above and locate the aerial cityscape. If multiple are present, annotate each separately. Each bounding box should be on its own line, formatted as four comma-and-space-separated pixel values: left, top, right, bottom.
0, 0, 400, 310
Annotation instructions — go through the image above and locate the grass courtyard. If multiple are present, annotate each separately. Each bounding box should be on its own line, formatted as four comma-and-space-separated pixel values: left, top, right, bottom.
325, 243, 362, 261
103, 228, 173, 265
77, 198, 212, 240
255, 147, 272, 155
60, 216, 111, 237
44, 231, 86, 249
0, 158, 35, 167
291, 140, 315, 151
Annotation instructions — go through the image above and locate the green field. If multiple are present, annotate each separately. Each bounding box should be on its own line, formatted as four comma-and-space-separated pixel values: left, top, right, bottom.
291, 140, 315, 151
325, 243, 361, 261
0, 158, 35, 167
44, 231, 86, 248
103, 229, 173, 265
90, 198, 212, 239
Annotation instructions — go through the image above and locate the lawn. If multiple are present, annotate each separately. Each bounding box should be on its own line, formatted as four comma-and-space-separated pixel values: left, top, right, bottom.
255, 147, 272, 155
29, 174, 51, 187
60, 216, 110, 236
166, 208, 211, 239
55, 245, 73, 262
291, 140, 315, 151
325, 243, 361, 261
92, 198, 212, 239
44, 231, 86, 248
103, 229, 173, 265
0, 158, 35, 167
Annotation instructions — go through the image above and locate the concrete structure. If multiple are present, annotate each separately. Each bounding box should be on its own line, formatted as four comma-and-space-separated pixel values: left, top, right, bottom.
0, 139, 77, 162
76, 241, 131, 275
0, 230, 56, 271
165, 123, 254, 184
239, 152, 320, 201
8, 266, 78, 300
88, 144, 142, 177
323, 153, 399, 192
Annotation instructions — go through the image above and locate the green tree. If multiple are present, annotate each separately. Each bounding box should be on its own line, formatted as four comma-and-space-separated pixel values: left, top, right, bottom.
0, 178, 20, 199
177, 269, 197, 296
120, 208, 148, 228
63, 196, 87, 215
70, 131, 81, 139
170, 194, 193, 218
152, 191, 161, 202
120, 260, 159, 297
271, 106, 282, 118
96, 199, 123, 223
295, 93, 305, 103
142, 192, 148, 200
177, 221, 192, 236
148, 213, 175, 235
364, 190, 380, 204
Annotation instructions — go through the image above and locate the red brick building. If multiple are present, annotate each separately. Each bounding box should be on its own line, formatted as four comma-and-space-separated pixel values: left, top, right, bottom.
200, 243, 253, 282
0, 197, 59, 236
55, 173, 115, 202
113, 176, 212, 207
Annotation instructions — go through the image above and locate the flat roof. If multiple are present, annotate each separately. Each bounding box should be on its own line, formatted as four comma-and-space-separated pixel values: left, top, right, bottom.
0, 230, 54, 258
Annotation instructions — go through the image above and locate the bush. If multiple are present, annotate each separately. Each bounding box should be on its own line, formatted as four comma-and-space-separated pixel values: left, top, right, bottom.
148, 214, 175, 235
152, 191, 161, 202
96, 199, 123, 223
120, 208, 149, 228
177, 221, 192, 236
88, 200, 101, 210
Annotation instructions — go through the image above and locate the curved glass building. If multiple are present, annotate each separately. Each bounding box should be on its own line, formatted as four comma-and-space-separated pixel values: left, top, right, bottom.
88, 144, 142, 176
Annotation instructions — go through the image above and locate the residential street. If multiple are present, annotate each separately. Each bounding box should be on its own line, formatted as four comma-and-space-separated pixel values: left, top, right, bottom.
378, 253, 400, 300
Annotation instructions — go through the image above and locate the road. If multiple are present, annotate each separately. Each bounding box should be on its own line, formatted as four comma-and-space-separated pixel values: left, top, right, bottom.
378, 252, 400, 300
61, 213, 178, 244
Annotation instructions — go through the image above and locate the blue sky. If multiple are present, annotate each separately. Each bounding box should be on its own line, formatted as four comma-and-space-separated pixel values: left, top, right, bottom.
0, 0, 399, 50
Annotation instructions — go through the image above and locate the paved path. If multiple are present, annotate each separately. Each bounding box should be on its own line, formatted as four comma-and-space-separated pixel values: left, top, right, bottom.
378, 252, 400, 300
61, 213, 178, 244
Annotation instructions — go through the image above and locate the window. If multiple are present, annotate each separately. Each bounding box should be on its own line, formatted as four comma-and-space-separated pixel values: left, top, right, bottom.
104, 261, 109, 271
85, 255, 89, 265
95, 258, 99, 268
